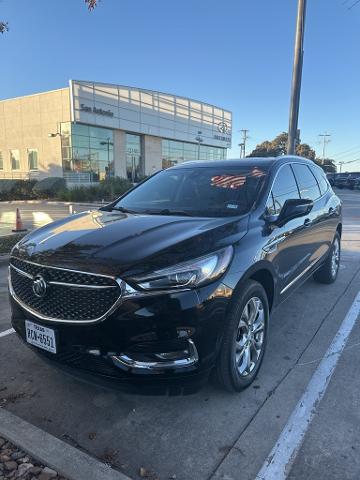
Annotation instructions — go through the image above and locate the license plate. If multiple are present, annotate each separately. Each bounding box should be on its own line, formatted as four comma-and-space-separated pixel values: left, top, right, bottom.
25, 320, 57, 354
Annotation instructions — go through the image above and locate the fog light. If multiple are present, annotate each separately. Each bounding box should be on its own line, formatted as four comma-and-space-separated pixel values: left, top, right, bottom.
154, 350, 190, 361
111, 339, 198, 371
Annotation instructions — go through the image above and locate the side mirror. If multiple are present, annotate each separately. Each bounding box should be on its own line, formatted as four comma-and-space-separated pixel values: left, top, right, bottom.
267, 198, 314, 227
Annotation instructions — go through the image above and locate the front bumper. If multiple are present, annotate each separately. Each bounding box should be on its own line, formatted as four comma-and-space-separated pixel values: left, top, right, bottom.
10, 281, 233, 394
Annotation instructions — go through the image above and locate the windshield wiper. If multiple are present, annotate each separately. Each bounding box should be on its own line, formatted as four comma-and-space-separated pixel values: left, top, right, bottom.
145, 209, 192, 217
104, 206, 136, 214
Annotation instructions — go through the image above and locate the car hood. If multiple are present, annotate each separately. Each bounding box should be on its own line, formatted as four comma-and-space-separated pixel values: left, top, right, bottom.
13, 209, 249, 277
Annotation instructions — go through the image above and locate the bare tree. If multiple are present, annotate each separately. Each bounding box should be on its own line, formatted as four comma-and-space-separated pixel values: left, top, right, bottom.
0, 21, 8, 33
1, 0, 99, 34
85, 0, 99, 10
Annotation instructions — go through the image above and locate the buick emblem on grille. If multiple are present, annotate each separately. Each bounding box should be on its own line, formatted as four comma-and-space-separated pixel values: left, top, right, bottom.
32, 275, 48, 298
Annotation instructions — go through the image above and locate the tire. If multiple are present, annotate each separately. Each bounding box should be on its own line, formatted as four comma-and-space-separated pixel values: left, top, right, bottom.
216, 280, 269, 392
313, 232, 341, 284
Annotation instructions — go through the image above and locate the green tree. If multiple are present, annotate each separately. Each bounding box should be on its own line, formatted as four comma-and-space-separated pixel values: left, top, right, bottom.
314, 158, 337, 173
248, 132, 316, 160
296, 143, 316, 160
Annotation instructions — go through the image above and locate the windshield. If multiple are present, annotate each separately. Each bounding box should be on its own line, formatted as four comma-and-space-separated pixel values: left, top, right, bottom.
114, 165, 268, 217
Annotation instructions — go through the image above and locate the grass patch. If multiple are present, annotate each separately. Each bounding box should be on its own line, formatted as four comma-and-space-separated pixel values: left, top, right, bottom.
0, 233, 26, 256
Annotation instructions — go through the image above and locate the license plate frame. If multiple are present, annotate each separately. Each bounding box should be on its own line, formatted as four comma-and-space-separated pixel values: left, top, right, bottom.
25, 320, 57, 354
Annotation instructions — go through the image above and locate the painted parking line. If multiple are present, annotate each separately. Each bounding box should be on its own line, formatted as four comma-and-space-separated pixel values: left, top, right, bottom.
0, 328, 15, 338
256, 291, 360, 480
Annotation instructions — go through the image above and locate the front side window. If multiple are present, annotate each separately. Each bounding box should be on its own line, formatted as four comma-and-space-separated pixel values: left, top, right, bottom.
28, 149, 38, 170
10, 150, 20, 170
292, 164, 321, 201
116, 166, 268, 217
267, 164, 300, 216
311, 166, 329, 195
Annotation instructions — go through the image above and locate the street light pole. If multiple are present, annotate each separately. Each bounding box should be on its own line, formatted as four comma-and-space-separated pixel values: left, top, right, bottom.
195, 131, 203, 160
100, 137, 114, 179
287, 0, 307, 155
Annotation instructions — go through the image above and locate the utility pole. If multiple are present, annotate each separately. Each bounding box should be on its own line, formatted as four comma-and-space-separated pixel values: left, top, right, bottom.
239, 129, 249, 158
287, 0, 307, 155
319, 133, 331, 165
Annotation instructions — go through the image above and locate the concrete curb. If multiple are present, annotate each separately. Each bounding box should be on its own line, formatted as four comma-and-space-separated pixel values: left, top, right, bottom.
0, 408, 132, 480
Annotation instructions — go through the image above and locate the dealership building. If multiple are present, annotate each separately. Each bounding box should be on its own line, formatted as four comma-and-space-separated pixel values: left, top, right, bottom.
0, 80, 232, 185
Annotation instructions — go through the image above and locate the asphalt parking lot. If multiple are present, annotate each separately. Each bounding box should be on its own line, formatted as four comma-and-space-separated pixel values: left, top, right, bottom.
0, 189, 360, 480
0, 201, 102, 236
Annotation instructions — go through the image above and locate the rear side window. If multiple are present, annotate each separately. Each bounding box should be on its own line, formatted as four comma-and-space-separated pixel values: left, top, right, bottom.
292, 164, 321, 201
311, 166, 329, 195
267, 164, 300, 215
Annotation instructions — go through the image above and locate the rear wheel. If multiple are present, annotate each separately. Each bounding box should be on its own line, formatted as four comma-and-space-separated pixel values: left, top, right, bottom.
313, 233, 341, 284
216, 280, 269, 392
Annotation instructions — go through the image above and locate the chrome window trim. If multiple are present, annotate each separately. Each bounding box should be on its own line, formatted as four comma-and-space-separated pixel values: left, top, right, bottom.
310, 164, 330, 195
265, 161, 328, 216
291, 163, 322, 200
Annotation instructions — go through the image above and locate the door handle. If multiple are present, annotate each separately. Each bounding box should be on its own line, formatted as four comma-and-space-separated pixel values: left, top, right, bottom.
304, 218, 311, 227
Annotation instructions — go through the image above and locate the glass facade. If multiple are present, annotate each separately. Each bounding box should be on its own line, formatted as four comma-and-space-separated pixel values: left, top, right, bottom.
28, 149, 38, 170
126, 134, 143, 182
59, 122, 228, 183
61, 122, 114, 182
10, 150, 20, 170
162, 139, 226, 169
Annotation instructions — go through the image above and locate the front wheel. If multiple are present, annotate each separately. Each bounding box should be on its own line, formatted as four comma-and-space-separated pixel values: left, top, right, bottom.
313, 233, 341, 284
216, 280, 269, 392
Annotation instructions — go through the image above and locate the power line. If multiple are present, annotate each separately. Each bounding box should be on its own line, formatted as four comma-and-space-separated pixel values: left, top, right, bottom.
337, 158, 360, 172
333, 149, 360, 160
331, 144, 360, 158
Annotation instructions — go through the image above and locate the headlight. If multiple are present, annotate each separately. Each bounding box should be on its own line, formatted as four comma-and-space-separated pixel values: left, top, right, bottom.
131, 246, 233, 291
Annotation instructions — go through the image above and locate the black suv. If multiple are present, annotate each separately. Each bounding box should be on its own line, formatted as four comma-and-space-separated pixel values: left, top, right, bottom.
9, 156, 342, 394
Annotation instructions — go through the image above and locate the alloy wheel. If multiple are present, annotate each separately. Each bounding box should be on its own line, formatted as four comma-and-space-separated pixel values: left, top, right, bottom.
234, 297, 265, 377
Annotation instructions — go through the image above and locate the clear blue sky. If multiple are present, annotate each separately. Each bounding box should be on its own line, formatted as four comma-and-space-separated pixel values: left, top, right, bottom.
1, 0, 360, 170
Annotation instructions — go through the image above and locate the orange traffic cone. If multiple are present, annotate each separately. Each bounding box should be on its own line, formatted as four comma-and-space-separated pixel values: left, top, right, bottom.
12, 208, 27, 233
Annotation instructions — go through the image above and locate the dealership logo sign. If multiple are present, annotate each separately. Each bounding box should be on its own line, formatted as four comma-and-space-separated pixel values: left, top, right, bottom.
217, 122, 231, 135
80, 103, 114, 117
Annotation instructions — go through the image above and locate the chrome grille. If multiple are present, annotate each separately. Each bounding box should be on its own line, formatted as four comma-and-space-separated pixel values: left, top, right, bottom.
9, 257, 122, 323
10, 257, 115, 286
